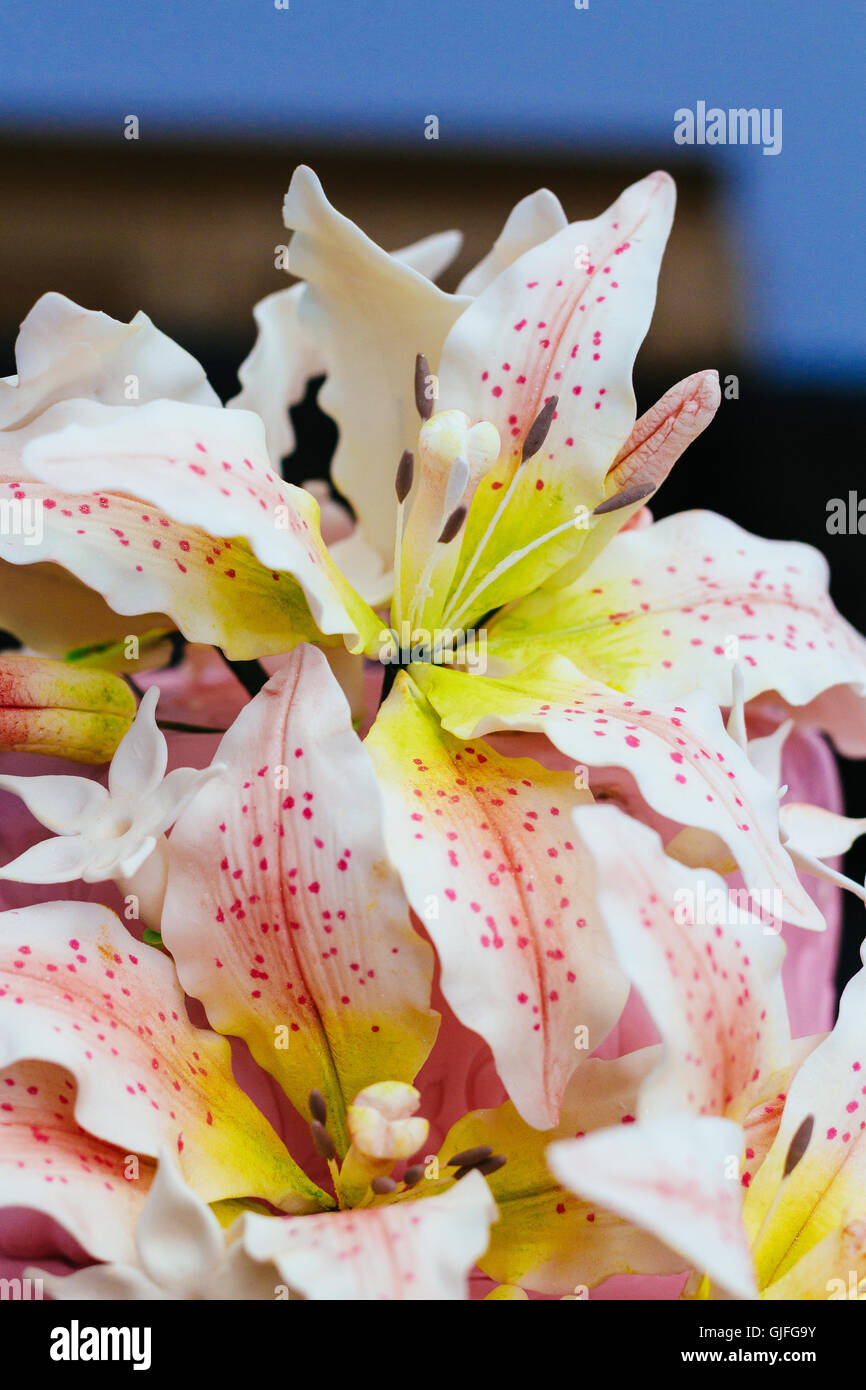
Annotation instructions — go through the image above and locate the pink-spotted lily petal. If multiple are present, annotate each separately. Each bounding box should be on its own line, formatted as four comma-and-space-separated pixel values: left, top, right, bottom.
456, 189, 568, 297
411, 659, 824, 931
283, 166, 470, 565
436, 1049, 686, 1294
492, 371, 720, 597
366, 671, 629, 1130
229, 227, 463, 470
0, 900, 325, 1212
744, 942, 866, 1294
423, 173, 677, 631
486, 512, 866, 747
668, 670, 866, 910
130, 1149, 228, 1293
33, 1151, 281, 1300
759, 1218, 866, 1300
548, 1114, 757, 1299
18, 399, 382, 658
0, 429, 321, 662
0, 1058, 155, 1263
243, 1168, 497, 1300
574, 804, 790, 1124
738, 1036, 824, 1195
0, 654, 136, 764
0, 293, 218, 655
162, 646, 438, 1155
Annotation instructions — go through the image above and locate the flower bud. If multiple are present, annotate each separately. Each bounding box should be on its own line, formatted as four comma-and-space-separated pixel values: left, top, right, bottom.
0, 655, 136, 763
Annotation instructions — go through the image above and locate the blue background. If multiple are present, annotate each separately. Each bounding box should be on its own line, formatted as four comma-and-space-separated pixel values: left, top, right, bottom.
0, 0, 862, 380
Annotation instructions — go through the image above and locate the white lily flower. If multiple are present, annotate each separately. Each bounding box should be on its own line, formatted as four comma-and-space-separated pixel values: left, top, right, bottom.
0, 686, 223, 920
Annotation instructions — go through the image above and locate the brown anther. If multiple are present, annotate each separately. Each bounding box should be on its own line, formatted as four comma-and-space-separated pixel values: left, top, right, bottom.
415, 354, 434, 420
311, 1119, 336, 1162
522, 395, 559, 462
438, 504, 467, 544
403, 1163, 425, 1187
783, 1114, 815, 1178
592, 482, 655, 516
395, 449, 415, 503
453, 1164, 473, 1181
370, 1176, 398, 1195
447, 1144, 493, 1169
476, 1154, 507, 1176
309, 1088, 327, 1125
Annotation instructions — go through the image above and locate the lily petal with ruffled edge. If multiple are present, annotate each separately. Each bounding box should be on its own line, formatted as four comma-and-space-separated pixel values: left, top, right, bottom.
17, 398, 382, 658
0, 291, 218, 430
32, 1151, 281, 1300
456, 189, 568, 297
411, 659, 824, 931
366, 671, 628, 1129
0, 292, 218, 655
417, 172, 677, 631
486, 512, 866, 750
435, 1049, 685, 1295
573, 804, 790, 1124
0, 1058, 155, 1263
230, 226, 463, 471
0, 901, 325, 1211
548, 1114, 757, 1299
242, 1168, 497, 1300
283, 166, 470, 565
162, 646, 438, 1154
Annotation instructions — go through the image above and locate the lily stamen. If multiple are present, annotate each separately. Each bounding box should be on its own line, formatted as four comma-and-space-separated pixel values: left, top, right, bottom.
442, 512, 586, 634
437, 503, 467, 546
782, 1114, 814, 1178
310, 1120, 336, 1162
447, 1145, 494, 1168
392, 448, 415, 638
405, 470, 468, 630
370, 1176, 398, 1195
414, 352, 434, 421
440, 395, 559, 628
591, 482, 655, 516
455, 1154, 507, 1181
309, 1088, 328, 1126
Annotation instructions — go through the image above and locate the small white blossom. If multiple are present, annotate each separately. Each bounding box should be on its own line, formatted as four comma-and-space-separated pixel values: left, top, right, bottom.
0, 687, 222, 910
